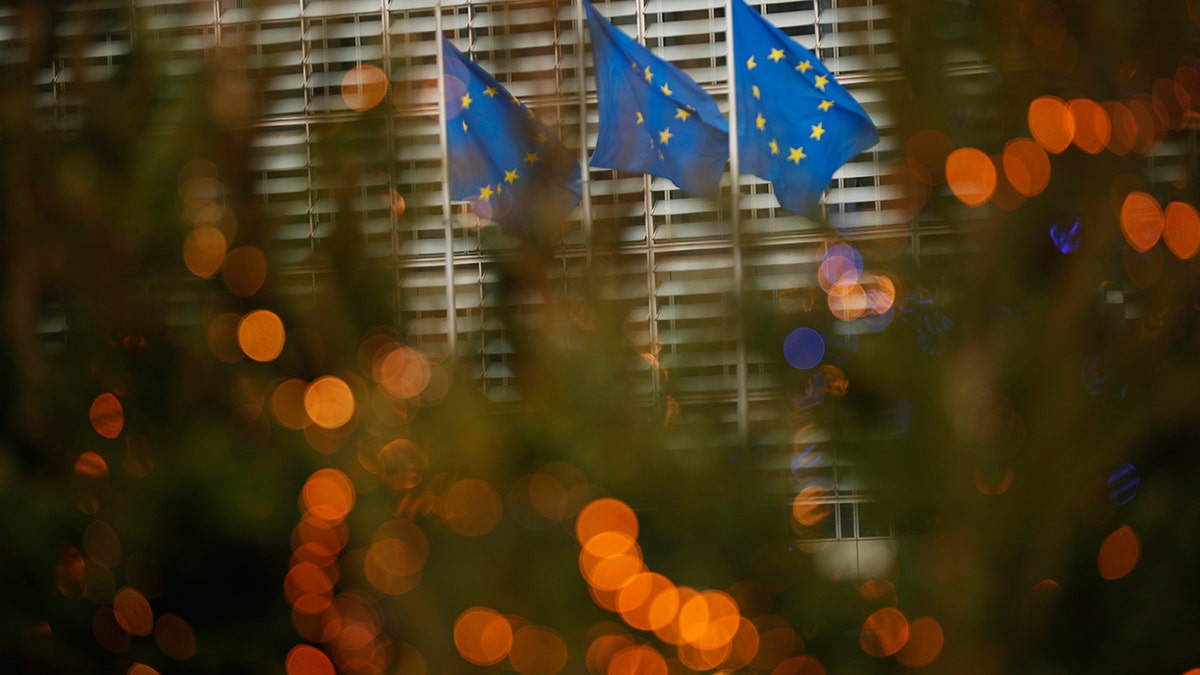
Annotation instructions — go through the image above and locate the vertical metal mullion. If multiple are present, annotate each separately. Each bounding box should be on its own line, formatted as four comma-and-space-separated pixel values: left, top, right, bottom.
574, 0, 594, 264
635, 0, 662, 398
726, 0, 749, 448
381, 0, 403, 324
434, 1, 459, 361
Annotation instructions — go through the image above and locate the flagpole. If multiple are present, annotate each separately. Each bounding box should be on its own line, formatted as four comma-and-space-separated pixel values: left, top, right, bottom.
725, 0, 750, 448
575, 0, 594, 266
435, 0, 459, 361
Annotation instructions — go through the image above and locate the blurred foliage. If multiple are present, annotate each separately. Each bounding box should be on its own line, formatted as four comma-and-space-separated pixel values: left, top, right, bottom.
4, 1, 1200, 674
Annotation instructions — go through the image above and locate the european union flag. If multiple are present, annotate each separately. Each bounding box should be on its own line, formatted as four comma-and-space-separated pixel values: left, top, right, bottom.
731, 0, 879, 214
584, 0, 728, 197
442, 38, 581, 227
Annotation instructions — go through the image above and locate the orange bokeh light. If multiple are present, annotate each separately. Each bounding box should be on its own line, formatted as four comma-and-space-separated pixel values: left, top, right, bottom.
1126, 97, 1164, 153
90, 393, 125, 439
304, 376, 356, 429
608, 645, 668, 675
376, 439, 428, 490
285, 561, 335, 614
654, 585, 698, 645
905, 129, 955, 185
207, 312, 243, 363
1120, 192, 1164, 252
342, 65, 389, 112
587, 633, 635, 675
454, 607, 513, 666
945, 148, 997, 207
1098, 525, 1140, 580
128, 664, 160, 675
222, 245, 268, 297
584, 552, 643, 593
860, 607, 910, 657
1163, 201, 1200, 259
770, 655, 826, 675
238, 309, 286, 362
1068, 98, 1111, 154
1153, 77, 1189, 131
894, 616, 943, 667
442, 478, 503, 537
1103, 101, 1137, 156
576, 498, 639, 546
55, 544, 86, 598
827, 282, 868, 321
302, 468, 356, 523
113, 587, 154, 637
271, 378, 310, 430
678, 590, 740, 650
75, 451, 109, 478
509, 625, 569, 675
1002, 138, 1051, 197
618, 572, 679, 632
791, 486, 832, 528
1028, 96, 1076, 154
719, 616, 761, 670
183, 225, 227, 278
93, 606, 131, 653
286, 644, 336, 675
751, 615, 799, 671
364, 534, 424, 595
154, 613, 197, 660
376, 345, 432, 400
83, 519, 121, 568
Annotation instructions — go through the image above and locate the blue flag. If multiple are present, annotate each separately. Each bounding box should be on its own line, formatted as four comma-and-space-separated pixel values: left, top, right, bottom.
731, 0, 879, 214
584, 0, 729, 196
442, 38, 581, 227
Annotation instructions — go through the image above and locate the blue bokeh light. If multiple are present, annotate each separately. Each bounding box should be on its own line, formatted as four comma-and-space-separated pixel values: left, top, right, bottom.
784, 327, 825, 370
1050, 215, 1082, 254
1107, 463, 1140, 505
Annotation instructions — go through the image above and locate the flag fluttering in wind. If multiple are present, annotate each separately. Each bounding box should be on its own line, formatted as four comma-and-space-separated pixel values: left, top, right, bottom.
442, 38, 581, 227
731, 0, 879, 214
584, 0, 729, 196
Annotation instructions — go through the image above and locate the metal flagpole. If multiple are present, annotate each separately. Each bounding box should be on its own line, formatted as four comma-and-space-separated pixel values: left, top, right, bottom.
435, 0, 459, 361
726, 0, 750, 448
575, 0, 594, 266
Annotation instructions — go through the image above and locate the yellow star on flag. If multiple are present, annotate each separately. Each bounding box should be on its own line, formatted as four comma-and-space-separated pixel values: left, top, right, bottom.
796, 60, 813, 73
756, 112, 766, 131
478, 184, 493, 200
484, 87, 497, 97
644, 65, 654, 82
768, 48, 785, 63
674, 107, 691, 121
461, 93, 472, 110
462, 121, 468, 131
524, 152, 540, 164
661, 83, 672, 96
752, 85, 760, 99
810, 123, 825, 141
818, 99, 834, 112
659, 128, 673, 145
504, 169, 519, 184
535, 132, 547, 144
814, 75, 828, 91
746, 55, 757, 70
636, 111, 644, 124
788, 146, 806, 164
769, 139, 779, 155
